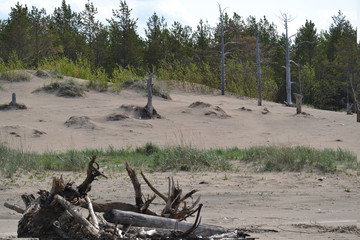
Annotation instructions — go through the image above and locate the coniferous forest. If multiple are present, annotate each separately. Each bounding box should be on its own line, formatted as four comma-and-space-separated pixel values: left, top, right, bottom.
0, 0, 359, 111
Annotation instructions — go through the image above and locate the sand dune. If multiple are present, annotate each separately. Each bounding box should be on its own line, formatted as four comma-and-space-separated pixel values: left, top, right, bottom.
0, 72, 359, 239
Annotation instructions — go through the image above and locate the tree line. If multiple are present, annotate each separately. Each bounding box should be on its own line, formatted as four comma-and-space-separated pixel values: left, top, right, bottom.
0, 0, 359, 111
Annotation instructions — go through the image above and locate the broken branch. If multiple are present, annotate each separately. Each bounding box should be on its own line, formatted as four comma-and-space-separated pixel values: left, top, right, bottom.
4, 202, 24, 214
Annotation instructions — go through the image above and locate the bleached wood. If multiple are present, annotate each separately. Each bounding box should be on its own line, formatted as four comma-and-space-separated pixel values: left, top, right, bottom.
104, 209, 225, 237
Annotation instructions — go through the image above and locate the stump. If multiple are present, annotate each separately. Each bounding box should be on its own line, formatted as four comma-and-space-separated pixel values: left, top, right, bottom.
294, 93, 303, 114
146, 73, 154, 118
12, 93, 16, 106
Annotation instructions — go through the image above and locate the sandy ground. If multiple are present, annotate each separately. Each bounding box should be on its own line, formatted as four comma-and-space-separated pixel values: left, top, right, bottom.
0, 71, 359, 239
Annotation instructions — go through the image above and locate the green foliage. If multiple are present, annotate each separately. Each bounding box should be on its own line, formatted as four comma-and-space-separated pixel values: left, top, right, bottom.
7, 51, 25, 70
111, 65, 140, 90
0, 58, 6, 73
0, 1, 358, 111
88, 67, 109, 91
38, 54, 93, 80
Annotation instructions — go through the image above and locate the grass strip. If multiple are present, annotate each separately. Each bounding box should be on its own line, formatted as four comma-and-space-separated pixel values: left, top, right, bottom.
0, 143, 358, 178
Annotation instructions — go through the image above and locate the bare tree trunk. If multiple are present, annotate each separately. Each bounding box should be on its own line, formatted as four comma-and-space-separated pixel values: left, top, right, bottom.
146, 73, 154, 118
280, 13, 293, 106
256, 31, 262, 106
285, 18, 292, 106
219, 4, 225, 96
349, 74, 360, 122
294, 93, 303, 114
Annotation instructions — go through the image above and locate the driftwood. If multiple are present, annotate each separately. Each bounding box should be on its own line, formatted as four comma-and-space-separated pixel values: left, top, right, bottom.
7, 157, 250, 239
85, 195, 99, 229
4, 202, 24, 214
55, 194, 100, 237
78, 199, 157, 215
77, 155, 108, 196
16, 156, 108, 239
103, 208, 226, 237
141, 171, 200, 219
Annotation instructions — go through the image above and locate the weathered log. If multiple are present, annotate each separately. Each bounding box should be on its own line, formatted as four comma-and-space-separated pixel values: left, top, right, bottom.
17, 178, 67, 238
52, 224, 70, 239
17, 202, 63, 238
103, 209, 226, 237
4, 202, 24, 214
54, 194, 100, 238
85, 196, 99, 229
78, 199, 158, 215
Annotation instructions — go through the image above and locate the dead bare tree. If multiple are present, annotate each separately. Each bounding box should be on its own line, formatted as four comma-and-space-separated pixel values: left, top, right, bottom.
255, 29, 262, 106
349, 74, 360, 122
219, 3, 226, 95
279, 12, 295, 106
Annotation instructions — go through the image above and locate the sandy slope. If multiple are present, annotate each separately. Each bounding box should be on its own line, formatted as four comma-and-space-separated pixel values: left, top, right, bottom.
0, 72, 359, 239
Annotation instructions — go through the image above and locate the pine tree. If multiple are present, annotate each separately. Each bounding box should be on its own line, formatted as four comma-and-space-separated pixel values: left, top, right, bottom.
145, 12, 168, 70
108, 0, 143, 69
52, 0, 84, 60
2, 3, 31, 61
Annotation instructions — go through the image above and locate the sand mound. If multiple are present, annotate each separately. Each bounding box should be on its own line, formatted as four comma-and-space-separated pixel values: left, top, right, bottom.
294, 112, 313, 118
120, 104, 161, 119
64, 116, 99, 130
204, 106, 231, 119
0, 102, 27, 111
189, 101, 211, 108
185, 101, 230, 118
106, 112, 130, 121
239, 106, 252, 112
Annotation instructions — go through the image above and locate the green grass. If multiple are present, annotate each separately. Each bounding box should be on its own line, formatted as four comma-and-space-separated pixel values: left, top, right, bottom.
0, 143, 358, 178
1, 70, 31, 82
241, 146, 358, 173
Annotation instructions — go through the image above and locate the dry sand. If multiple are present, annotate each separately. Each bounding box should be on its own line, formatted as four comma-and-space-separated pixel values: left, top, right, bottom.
0, 71, 359, 239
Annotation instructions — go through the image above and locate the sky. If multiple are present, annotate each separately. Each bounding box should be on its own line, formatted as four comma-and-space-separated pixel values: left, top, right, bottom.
0, 0, 359, 41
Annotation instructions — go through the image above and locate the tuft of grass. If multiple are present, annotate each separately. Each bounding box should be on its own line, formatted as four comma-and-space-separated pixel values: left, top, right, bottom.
36, 78, 86, 97
135, 142, 160, 155
1, 70, 31, 82
0, 143, 359, 178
